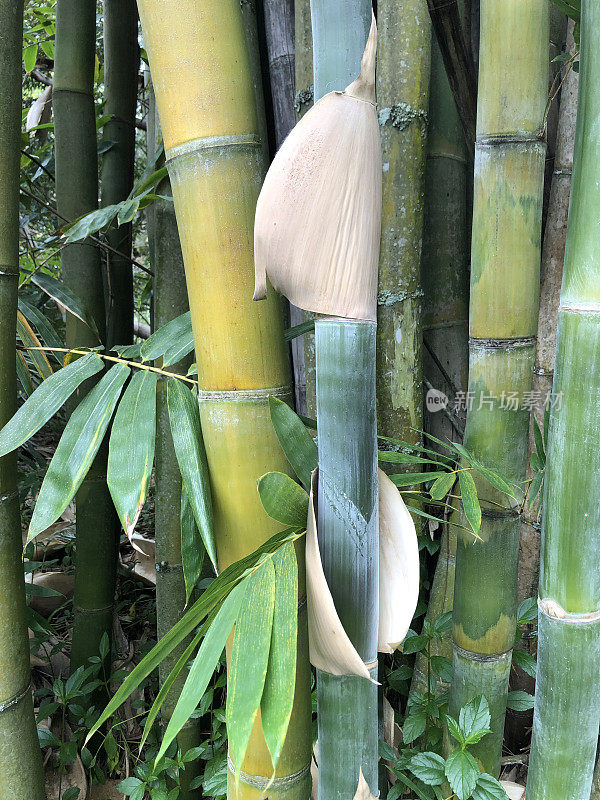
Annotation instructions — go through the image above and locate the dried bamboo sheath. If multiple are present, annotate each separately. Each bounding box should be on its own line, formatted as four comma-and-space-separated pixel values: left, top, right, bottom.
527, 3, 600, 796
0, 1, 46, 796
137, 2, 312, 798
448, 0, 548, 775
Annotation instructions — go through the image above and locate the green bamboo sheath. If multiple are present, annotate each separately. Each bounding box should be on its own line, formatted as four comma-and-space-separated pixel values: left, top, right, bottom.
137, 2, 312, 797
294, 0, 313, 417
54, 0, 121, 674
102, 0, 138, 349
0, 1, 46, 796
412, 15, 470, 697
527, 5, 600, 797
376, 0, 430, 454
447, 0, 548, 775
147, 87, 203, 799
316, 320, 379, 800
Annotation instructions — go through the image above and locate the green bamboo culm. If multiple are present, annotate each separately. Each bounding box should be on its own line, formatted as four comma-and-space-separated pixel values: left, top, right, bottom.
376, 0, 430, 454
412, 7, 470, 698
147, 87, 204, 800
102, 0, 139, 349
526, 4, 600, 797
315, 320, 379, 800
447, 0, 548, 775
0, 1, 46, 796
54, 0, 121, 674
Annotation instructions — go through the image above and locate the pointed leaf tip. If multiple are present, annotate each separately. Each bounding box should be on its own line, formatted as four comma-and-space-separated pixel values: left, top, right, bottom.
345, 12, 377, 103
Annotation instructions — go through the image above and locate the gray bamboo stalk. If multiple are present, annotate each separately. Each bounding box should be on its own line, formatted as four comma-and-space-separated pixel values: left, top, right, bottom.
0, 1, 46, 796
54, 0, 121, 675
102, 0, 138, 349
376, 0, 431, 456
147, 85, 203, 799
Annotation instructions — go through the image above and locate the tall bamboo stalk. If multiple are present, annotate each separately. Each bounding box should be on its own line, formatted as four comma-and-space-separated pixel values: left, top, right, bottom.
102, 0, 138, 349
526, 4, 600, 796
412, 4, 470, 699
147, 86, 203, 798
136, 3, 312, 797
447, 0, 548, 775
0, 1, 46, 796
376, 0, 430, 454
307, 4, 378, 797
54, 0, 121, 673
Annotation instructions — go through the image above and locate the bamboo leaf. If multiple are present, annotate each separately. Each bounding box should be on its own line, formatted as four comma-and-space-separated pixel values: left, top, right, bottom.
141, 311, 194, 366
284, 319, 314, 341
17, 310, 53, 379
528, 470, 544, 509
62, 204, 119, 242
181, 484, 206, 601
16, 351, 34, 396
18, 298, 64, 363
227, 561, 276, 780
257, 472, 309, 527
261, 543, 298, 771
532, 416, 545, 461
389, 471, 448, 487
87, 528, 299, 742
429, 471, 457, 501
156, 580, 246, 763
107, 370, 158, 538
31, 272, 100, 339
378, 451, 449, 468
167, 380, 216, 570
23, 43, 38, 72
458, 470, 481, 534
269, 396, 317, 488
0, 353, 103, 457
28, 363, 129, 541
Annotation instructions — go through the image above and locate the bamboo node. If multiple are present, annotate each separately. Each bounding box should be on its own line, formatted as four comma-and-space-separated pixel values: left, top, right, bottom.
539, 597, 600, 624
0, 682, 31, 716
226, 754, 311, 790
165, 133, 262, 164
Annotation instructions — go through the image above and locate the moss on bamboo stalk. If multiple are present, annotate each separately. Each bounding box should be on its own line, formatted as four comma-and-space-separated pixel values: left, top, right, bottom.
137, 3, 312, 797
0, 1, 46, 796
447, 0, 548, 776
54, 0, 121, 675
527, 11, 600, 786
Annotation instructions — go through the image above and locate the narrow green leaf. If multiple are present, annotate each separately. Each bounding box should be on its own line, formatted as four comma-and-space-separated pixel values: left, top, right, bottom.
17, 311, 53, 379
63, 204, 119, 243
261, 544, 298, 770
532, 416, 545, 461
379, 451, 448, 468
141, 311, 194, 366
458, 470, 481, 534
429, 471, 457, 501
16, 351, 34, 397
0, 353, 103, 457
227, 561, 276, 779
257, 472, 308, 527
283, 319, 315, 341
167, 380, 216, 570
28, 363, 129, 541
181, 484, 206, 601
116, 197, 140, 226
18, 298, 64, 361
528, 470, 544, 509
31, 272, 100, 339
269, 396, 317, 488
156, 581, 245, 762
444, 749, 479, 800
107, 370, 158, 536
389, 472, 448, 487
87, 528, 299, 742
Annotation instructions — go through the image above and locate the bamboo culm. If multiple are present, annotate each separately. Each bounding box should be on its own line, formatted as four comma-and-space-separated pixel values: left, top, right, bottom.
147, 86, 204, 799
412, 1, 469, 699
0, 1, 46, 796
447, 0, 548, 775
136, 2, 313, 798
102, 0, 138, 349
526, 4, 600, 797
54, 0, 121, 676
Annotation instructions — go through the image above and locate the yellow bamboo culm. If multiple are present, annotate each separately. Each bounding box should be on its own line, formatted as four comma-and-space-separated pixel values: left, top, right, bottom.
136, 2, 312, 798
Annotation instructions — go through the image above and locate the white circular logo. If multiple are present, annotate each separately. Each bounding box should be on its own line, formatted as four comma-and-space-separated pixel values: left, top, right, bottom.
426, 388, 448, 413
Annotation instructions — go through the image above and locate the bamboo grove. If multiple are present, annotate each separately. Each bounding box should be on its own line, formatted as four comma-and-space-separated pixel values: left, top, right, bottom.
0, 1, 598, 800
